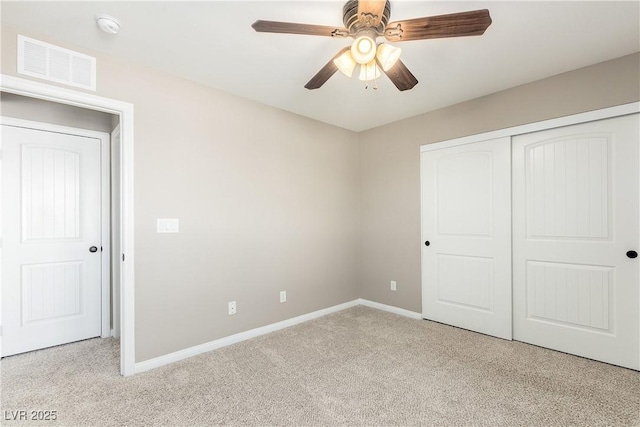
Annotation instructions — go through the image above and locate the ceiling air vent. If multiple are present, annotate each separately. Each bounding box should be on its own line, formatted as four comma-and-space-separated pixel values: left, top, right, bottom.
17, 35, 96, 91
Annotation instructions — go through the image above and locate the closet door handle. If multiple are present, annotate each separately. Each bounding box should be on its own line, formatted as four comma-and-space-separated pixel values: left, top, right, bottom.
424, 241, 430, 247
627, 250, 638, 259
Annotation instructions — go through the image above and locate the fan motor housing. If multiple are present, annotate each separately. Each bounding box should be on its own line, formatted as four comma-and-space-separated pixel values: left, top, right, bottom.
343, 0, 391, 34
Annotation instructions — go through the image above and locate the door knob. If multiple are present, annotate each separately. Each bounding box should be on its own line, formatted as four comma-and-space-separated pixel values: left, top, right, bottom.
89, 246, 98, 253
627, 250, 638, 259
424, 241, 430, 247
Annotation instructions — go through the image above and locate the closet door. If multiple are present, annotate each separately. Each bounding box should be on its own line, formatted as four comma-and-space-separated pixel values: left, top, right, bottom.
512, 114, 639, 370
421, 137, 512, 340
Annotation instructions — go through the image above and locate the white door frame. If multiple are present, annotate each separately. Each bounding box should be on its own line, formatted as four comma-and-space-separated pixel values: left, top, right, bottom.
420, 101, 640, 369
0, 74, 136, 376
1, 117, 112, 340
110, 124, 121, 339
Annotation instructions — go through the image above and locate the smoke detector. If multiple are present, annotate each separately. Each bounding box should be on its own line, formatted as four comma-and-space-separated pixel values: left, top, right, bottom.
96, 15, 121, 34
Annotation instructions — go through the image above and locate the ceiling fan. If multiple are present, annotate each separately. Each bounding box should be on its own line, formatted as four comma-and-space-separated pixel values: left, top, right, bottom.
252, 0, 492, 91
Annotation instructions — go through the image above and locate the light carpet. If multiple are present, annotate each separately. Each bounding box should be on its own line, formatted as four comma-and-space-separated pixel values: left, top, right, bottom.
1, 306, 639, 426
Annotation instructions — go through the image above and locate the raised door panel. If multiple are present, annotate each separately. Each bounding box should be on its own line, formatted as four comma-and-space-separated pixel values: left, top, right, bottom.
436, 254, 493, 312
525, 261, 612, 333
22, 146, 81, 241
22, 262, 83, 324
436, 152, 492, 238
525, 136, 610, 240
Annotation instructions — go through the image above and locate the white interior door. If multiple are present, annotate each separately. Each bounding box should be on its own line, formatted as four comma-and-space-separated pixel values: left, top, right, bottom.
2, 124, 103, 357
512, 114, 639, 370
421, 137, 512, 339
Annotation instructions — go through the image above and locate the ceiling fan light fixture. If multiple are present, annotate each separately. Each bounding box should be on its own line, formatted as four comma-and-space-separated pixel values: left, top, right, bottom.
333, 50, 357, 77
358, 60, 381, 82
252, 4, 492, 91
351, 35, 377, 64
376, 43, 401, 71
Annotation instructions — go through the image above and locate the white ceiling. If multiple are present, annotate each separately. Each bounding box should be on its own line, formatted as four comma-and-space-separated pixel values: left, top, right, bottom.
2, 1, 639, 131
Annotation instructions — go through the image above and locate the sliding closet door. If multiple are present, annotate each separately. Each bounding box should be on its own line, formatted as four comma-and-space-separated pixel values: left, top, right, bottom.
421, 137, 512, 340
512, 114, 639, 370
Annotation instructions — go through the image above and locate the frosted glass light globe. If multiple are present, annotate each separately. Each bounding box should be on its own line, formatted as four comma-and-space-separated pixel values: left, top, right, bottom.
351, 36, 376, 64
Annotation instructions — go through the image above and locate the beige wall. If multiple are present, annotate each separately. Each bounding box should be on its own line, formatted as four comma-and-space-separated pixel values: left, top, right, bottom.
359, 53, 640, 313
1, 25, 360, 362
1, 92, 116, 132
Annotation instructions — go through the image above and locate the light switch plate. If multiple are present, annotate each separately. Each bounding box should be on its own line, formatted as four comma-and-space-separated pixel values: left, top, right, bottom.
157, 218, 179, 233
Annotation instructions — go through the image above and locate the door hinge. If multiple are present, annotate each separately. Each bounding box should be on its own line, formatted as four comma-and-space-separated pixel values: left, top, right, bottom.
101, 246, 103, 252
122, 254, 125, 262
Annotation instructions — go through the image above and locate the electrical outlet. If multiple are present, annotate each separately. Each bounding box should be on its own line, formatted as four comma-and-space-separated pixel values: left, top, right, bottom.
280, 291, 287, 303
228, 301, 236, 315
390, 280, 397, 291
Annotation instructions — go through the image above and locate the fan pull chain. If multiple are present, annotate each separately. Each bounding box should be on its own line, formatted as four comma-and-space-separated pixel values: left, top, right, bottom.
365, 64, 369, 90
364, 62, 379, 91
365, 74, 379, 91
363, 63, 379, 91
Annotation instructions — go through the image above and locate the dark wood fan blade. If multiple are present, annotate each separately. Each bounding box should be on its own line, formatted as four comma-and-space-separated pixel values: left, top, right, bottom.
305, 47, 351, 90
357, 0, 387, 27
384, 9, 492, 42
377, 58, 418, 91
252, 20, 349, 37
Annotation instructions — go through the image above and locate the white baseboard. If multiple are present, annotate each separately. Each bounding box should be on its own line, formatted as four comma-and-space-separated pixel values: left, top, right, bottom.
357, 298, 423, 319
134, 299, 360, 374
134, 298, 422, 374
